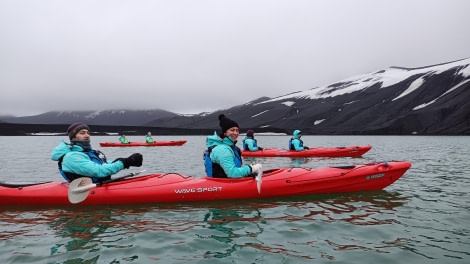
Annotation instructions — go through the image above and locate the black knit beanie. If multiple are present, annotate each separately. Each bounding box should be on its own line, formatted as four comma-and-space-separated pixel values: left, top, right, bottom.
219, 114, 239, 134
67, 123, 90, 139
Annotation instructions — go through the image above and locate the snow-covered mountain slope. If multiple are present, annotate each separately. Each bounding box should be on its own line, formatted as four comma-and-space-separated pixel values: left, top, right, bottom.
3, 58, 469, 135
148, 58, 470, 135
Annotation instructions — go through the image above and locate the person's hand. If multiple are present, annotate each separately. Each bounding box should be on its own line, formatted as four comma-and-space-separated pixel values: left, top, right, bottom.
304, 146, 309, 150
127, 153, 143, 167
113, 153, 143, 169
250, 163, 262, 174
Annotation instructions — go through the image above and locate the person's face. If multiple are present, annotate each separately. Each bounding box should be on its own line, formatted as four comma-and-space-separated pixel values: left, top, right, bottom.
224, 127, 239, 141
74, 129, 90, 141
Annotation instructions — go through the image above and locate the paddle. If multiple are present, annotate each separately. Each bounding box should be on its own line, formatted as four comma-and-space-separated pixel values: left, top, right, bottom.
68, 170, 146, 204
255, 169, 263, 194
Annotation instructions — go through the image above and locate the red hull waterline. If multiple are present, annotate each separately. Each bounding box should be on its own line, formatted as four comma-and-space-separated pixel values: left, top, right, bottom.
0, 161, 411, 207
242, 145, 372, 158
99, 140, 187, 147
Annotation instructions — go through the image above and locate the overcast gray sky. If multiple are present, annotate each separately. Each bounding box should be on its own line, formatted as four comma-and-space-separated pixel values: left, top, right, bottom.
1, 0, 469, 117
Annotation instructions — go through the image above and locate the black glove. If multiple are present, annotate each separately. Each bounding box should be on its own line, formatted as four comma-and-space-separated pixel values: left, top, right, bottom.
113, 153, 143, 169
304, 146, 309, 150
258, 147, 264, 151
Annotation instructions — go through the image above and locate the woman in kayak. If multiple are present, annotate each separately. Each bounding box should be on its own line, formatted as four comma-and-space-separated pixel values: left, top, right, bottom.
51, 123, 143, 183
242, 129, 263, 151
288, 129, 310, 151
145, 132, 154, 143
119, 132, 130, 144
204, 114, 262, 178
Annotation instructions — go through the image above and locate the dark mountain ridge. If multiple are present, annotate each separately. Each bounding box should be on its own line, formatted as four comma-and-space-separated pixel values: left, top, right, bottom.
144, 58, 470, 135
0, 109, 177, 126
1, 58, 469, 135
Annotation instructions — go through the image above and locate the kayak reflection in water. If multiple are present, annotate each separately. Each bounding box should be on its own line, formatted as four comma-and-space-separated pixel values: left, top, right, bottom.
242, 129, 264, 152
288, 130, 310, 151
51, 123, 143, 183
204, 114, 262, 178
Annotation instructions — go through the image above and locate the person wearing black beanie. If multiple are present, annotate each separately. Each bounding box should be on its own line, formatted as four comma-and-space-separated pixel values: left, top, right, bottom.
51, 123, 143, 183
218, 114, 239, 137
203, 114, 262, 178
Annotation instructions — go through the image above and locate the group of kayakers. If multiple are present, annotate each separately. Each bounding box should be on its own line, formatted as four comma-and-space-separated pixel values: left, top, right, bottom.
119, 132, 154, 144
243, 127, 309, 152
50, 114, 310, 182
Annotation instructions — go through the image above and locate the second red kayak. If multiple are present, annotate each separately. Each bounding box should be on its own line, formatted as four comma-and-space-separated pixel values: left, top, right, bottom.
99, 140, 187, 147
242, 145, 372, 158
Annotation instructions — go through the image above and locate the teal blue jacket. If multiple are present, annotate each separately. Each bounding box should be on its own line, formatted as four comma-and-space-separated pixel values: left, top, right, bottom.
242, 136, 260, 151
145, 135, 154, 143
206, 132, 252, 178
289, 130, 306, 151
51, 140, 124, 181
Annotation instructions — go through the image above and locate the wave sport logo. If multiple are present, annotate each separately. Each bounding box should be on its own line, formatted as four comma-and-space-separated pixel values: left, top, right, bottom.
366, 173, 385, 180
174, 186, 223, 194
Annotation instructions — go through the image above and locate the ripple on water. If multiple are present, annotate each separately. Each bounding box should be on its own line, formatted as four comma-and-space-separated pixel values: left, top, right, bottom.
1, 135, 470, 263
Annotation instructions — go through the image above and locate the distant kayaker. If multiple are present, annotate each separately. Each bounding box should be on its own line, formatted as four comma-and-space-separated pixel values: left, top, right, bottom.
204, 114, 262, 178
288, 130, 310, 151
242, 129, 264, 151
145, 132, 154, 143
119, 132, 131, 144
51, 123, 143, 183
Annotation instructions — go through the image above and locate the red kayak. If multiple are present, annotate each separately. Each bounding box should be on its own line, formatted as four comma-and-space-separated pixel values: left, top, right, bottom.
242, 145, 372, 158
99, 140, 187, 147
0, 161, 411, 206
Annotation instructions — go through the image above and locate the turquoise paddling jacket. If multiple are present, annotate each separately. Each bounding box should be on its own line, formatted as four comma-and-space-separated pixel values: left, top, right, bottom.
51, 140, 124, 181
206, 132, 252, 178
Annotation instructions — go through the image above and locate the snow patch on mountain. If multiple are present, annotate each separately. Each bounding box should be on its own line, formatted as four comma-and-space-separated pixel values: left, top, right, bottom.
282, 101, 295, 107
392, 76, 425, 101
459, 63, 470, 77
413, 79, 470, 110
344, 100, 359, 105
85, 111, 103, 119
251, 110, 269, 118
314, 119, 325, 125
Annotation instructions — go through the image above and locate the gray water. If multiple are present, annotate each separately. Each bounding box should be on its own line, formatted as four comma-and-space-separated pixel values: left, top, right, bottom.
0, 135, 469, 263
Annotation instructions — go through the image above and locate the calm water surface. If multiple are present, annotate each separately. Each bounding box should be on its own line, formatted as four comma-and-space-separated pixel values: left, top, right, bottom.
0, 135, 469, 263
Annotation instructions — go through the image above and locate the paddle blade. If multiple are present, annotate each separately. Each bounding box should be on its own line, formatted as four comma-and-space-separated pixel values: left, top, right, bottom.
68, 177, 95, 204
255, 170, 262, 194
